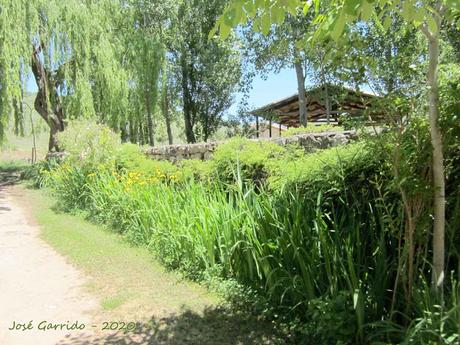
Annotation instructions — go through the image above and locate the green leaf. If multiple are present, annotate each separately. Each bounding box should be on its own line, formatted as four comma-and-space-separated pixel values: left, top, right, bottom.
235, 5, 244, 23
446, 0, 460, 11
224, 7, 237, 26
260, 13, 271, 35
314, 0, 320, 14
372, 11, 385, 32
272, 6, 285, 24
412, 7, 425, 27
282, 0, 299, 15
331, 12, 346, 42
208, 25, 218, 39
360, 1, 373, 21
344, 0, 360, 17
401, 0, 414, 21
244, 1, 256, 17
353, 290, 359, 309
383, 15, 391, 30
220, 22, 231, 39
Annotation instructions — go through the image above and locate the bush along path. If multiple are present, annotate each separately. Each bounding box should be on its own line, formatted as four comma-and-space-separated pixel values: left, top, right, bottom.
29, 120, 460, 344
0, 165, 286, 345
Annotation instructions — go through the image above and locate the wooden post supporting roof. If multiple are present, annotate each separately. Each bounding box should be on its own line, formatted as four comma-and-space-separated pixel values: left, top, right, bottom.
249, 84, 382, 128
269, 117, 272, 138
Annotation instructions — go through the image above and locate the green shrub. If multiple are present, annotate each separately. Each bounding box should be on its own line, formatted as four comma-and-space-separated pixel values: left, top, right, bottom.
22, 158, 61, 188
114, 143, 178, 178
210, 137, 285, 185
28, 118, 460, 345
268, 141, 378, 193
282, 124, 344, 136
299, 292, 357, 345
179, 159, 212, 181
56, 119, 119, 169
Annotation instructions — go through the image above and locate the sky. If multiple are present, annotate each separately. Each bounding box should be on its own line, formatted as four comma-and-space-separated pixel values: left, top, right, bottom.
236, 67, 298, 110
25, 66, 301, 115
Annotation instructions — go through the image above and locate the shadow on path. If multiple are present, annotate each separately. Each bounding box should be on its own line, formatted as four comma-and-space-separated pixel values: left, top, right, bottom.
0, 162, 25, 188
57, 306, 288, 345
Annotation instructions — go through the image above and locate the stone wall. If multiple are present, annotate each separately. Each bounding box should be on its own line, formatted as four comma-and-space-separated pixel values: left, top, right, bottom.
144, 130, 357, 162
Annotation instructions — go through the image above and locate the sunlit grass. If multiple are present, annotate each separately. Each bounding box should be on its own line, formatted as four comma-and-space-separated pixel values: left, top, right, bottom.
22, 187, 220, 320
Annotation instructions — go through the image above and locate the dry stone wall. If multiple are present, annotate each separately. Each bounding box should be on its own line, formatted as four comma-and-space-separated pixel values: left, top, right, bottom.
144, 130, 357, 162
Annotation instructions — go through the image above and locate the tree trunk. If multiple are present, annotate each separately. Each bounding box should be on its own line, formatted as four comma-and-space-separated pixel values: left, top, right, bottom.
129, 121, 136, 144
294, 59, 307, 127
164, 110, 173, 145
203, 110, 210, 142
427, 35, 445, 291
421, 8, 445, 291
145, 90, 155, 146
138, 122, 145, 145
318, 52, 331, 124
181, 57, 196, 143
324, 83, 331, 125
162, 82, 173, 145
183, 101, 195, 143
31, 46, 65, 152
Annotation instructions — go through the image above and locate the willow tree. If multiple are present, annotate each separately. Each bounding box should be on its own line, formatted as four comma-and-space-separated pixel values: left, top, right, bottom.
0, 0, 130, 151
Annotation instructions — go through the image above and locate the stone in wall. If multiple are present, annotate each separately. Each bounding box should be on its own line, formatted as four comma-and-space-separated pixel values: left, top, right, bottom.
144, 142, 220, 163
143, 130, 357, 162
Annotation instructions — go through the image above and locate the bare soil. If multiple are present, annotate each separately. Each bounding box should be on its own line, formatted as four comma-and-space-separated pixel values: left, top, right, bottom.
0, 185, 97, 345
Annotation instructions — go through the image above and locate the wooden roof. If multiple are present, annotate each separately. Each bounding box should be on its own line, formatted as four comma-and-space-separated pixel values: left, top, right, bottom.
251, 84, 383, 127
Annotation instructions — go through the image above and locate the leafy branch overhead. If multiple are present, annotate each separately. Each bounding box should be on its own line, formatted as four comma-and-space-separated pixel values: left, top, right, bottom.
213, 0, 460, 40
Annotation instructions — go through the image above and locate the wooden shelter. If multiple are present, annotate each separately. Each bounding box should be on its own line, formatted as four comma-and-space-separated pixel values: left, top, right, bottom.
251, 84, 383, 137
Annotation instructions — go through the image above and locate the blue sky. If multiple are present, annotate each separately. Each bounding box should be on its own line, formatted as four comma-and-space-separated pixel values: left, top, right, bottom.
26, 66, 300, 114
238, 67, 298, 110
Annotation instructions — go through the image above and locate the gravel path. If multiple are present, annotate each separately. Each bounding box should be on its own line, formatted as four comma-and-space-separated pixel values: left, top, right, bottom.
0, 185, 97, 345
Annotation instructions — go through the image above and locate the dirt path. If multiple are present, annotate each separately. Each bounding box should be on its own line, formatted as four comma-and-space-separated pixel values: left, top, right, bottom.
0, 185, 97, 345
0, 173, 286, 345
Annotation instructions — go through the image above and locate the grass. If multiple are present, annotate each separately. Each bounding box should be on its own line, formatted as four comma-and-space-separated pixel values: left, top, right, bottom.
101, 294, 129, 310
11, 182, 286, 344
19, 187, 220, 319
1, 93, 49, 162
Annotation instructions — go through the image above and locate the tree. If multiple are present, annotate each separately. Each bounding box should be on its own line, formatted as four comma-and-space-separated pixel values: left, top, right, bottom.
170, 0, 241, 143
352, 17, 426, 96
215, 0, 460, 292
445, 14, 460, 62
122, 0, 171, 146
160, 61, 179, 145
240, 12, 319, 126
0, 0, 133, 151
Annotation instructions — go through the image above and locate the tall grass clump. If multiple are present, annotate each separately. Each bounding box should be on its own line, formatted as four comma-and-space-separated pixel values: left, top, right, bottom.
35, 120, 459, 344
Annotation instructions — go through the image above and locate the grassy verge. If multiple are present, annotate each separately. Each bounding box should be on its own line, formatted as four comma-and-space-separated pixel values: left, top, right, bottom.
14, 184, 285, 344
20, 186, 219, 318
